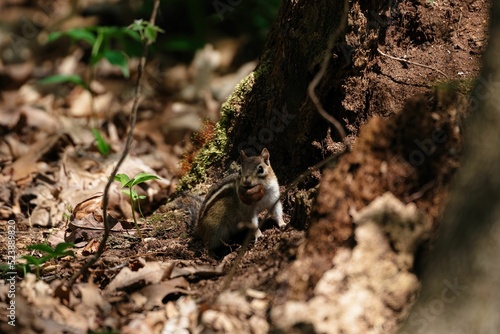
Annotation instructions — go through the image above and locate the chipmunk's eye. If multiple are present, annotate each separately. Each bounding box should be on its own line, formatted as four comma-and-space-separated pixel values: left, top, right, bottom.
257, 165, 264, 175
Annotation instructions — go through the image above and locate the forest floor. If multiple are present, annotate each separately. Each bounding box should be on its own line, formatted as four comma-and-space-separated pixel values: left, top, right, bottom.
0, 0, 489, 333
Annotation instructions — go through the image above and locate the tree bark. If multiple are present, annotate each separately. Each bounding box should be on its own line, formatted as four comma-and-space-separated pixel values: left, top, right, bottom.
179, 0, 488, 329
400, 3, 500, 333
227, 0, 350, 180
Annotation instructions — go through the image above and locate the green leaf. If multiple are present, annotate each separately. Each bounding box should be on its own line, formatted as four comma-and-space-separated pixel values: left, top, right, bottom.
121, 189, 132, 197
132, 189, 141, 201
128, 19, 145, 32
60, 250, 74, 257
39, 255, 55, 263
22, 255, 43, 266
27, 243, 55, 254
122, 188, 139, 200
102, 49, 129, 78
115, 173, 131, 187
130, 189, 140, 201
66, 28, 96, 44
53, 242, 75, 256
131, 172, 160, 186
38, 75, 89, 90
127, 20, 163, 43
0, 264, 12, 276
48, 28, 96, 44
124, 29, 142, 42
92, 29, 104, 57
92, 128, 111, 157
48, 31, 63, 42
145, 26, 156, 42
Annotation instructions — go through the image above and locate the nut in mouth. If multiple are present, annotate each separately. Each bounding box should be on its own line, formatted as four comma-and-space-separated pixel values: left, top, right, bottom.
238, 184, 265, 204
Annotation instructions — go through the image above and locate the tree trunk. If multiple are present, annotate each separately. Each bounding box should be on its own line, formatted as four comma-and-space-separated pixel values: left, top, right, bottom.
400, 2, 500, 332
183, 0, 483, 187
226, 0, 350, 178
179, 0, 488, 331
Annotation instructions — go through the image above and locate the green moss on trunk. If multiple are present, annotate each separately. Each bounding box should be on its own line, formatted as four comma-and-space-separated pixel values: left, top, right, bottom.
177, 72, 258, 190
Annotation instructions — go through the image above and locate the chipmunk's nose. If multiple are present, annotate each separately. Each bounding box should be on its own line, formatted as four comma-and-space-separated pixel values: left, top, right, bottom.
243, 177, 252, 187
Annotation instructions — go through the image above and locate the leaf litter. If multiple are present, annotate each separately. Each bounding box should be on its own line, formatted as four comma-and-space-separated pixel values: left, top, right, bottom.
0, 0, 490, 333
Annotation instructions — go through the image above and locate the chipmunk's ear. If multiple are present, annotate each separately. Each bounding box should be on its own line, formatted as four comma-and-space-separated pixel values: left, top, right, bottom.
240, 150, 247, 162
260, 148, 270, 165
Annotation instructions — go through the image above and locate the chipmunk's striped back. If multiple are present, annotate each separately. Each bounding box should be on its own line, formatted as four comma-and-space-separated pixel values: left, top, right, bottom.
195, 148, 286, 255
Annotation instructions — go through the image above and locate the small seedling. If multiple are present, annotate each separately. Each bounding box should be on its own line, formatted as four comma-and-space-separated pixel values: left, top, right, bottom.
40, 23, 164, 159
92, 128, 111, 157
115, 172, 160, 239
0, 263, 29, 278
48, 26, 143, 78
38, 26, 139, 100
128, 19, 165, 43
20, 242, 74, 278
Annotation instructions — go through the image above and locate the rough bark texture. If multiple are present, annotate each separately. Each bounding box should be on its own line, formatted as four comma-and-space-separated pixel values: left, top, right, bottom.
400, 2, 500, 332
227, 0, 349, 178
184, 0, 485, 186
176, 0, 489, 332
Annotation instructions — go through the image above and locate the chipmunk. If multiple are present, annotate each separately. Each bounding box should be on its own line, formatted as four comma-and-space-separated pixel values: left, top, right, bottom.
196, 148, 286, 252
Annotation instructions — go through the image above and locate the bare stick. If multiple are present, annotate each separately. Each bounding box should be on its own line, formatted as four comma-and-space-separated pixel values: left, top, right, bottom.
68, 0, 161, 286
285, 150, 344, 193
377, 48, 449, 79
308, 0, 349, 142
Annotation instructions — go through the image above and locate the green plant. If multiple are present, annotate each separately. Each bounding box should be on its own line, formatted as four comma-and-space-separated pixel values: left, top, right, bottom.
65, 0, 162, 287
42, 26, 141, 156
16, 242, 75, 278
38, 74, 90, 90
40, 22, 163, 157
115, 172, 160, 239
128, 19, 164, 44
0, 263, 27, 278
92, 127, 111, 156
48, 26, 143, 78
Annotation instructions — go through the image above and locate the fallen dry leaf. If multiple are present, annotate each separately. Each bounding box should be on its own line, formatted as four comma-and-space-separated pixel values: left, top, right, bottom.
170, 263, 225, 279
139, 277, 192, 310
9, 133, 63, 182
15, 274, 91, 333
106, 261, 173, 292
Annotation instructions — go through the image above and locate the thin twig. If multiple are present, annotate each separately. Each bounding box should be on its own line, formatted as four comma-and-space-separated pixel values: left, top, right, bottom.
377, 48, 449, 79
68, 0, 161, 287
406, 181, 435, 202
285, 150, 344, 193
308, 0, 350, 143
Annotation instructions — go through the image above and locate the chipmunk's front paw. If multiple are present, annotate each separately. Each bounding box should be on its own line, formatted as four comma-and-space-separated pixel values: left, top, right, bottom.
273, 214, 286, 228
255, 228, 263, 239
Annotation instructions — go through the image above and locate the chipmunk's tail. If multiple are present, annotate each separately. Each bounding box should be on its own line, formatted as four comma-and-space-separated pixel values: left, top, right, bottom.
163, 193, 203, 234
